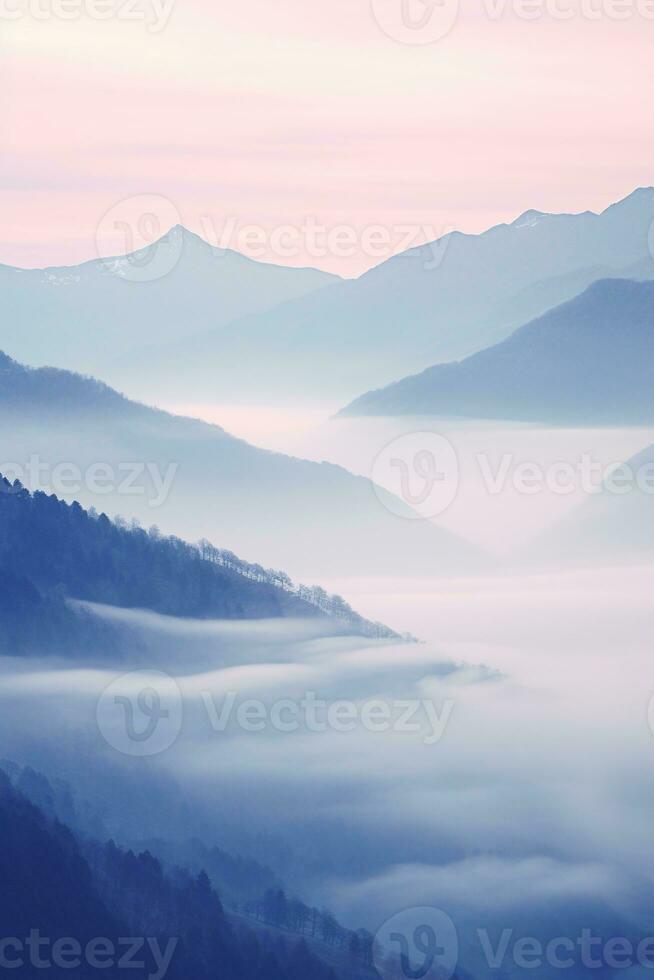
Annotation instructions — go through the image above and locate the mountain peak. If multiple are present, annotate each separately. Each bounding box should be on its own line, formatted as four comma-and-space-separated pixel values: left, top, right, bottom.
601, 185, 654, 216
137, 223, 240, 259
619, 185, 654, 201
0, 351, 17, 370
509, 186, 654, 229
151, 223, 208, 250
511, 209, 549, 229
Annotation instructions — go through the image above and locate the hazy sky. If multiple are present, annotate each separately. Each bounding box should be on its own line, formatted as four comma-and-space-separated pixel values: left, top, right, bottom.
1, 0, 653, 274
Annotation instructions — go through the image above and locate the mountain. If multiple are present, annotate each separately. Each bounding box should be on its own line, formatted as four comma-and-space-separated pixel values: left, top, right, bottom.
0, 226, 337, 374
339, 278, 654, 425
0, 352, 483, 583
0, 474, 400, 653
0, 760, 281, 904
529, 440, 654, 565
0, 565, 121, 658
0, 770, 126, 980
0, 769, 355, 980
1, 761, 388, 980
101, 188, 654, 407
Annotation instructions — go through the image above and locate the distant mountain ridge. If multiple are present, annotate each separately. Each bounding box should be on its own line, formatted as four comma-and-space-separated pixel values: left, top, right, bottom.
0, 351, 484, 582
529, 439, 654, 565
0, 225, 337, 374
101, 187, 654, 407
339, 278, 654, 425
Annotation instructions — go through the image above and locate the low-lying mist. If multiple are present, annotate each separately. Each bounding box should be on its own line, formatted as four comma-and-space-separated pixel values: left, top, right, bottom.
184, 408, 654, 559
2, 560, 654, 978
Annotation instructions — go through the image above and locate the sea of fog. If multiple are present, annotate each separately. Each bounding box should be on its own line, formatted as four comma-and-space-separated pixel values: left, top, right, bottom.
3, 407, 654, 978
163, 403, 654, 554
2, 561, 654, 979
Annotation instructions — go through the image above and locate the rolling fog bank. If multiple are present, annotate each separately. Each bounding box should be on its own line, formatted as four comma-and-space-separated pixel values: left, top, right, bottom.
1, 560, 654, 977
173, 407, 654, 558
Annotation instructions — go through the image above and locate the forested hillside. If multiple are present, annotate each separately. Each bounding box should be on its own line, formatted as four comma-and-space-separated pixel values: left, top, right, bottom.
0, 770, 352, 980
0, 762, 378, 978
0, 476, 398, 652
0, 567, 120, 657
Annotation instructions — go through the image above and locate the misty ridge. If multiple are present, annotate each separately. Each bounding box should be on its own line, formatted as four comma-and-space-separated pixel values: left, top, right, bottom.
2, 183, 654, 980
0, 350, 485, 579
3, 188, 654, 414
0, 225, 337, 373
0, 764, 360, 980
340, 278, 654, 425
94, 187, 654, 408
0, 472, 403, 659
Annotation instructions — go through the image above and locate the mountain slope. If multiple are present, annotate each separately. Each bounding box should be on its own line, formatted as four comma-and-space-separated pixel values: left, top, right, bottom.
0, 226, 337, 374
0, 475, 399, 646
339, 279, 654, 425
103, 188, 654, 407
0, 771, 127, 979
0, 565, 122, 658
0, 352, 483, 582
0, 771, 351, 980
529, 440, 654, 565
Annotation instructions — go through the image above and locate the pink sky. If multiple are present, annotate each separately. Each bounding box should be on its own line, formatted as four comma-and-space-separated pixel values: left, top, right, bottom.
1, 0, 653, 276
